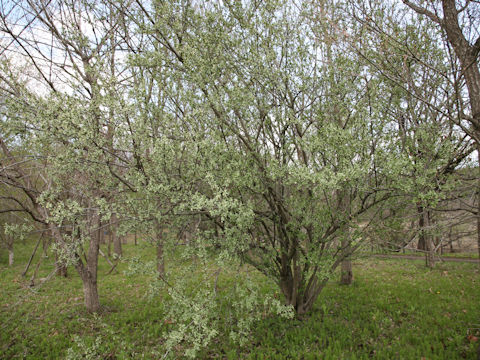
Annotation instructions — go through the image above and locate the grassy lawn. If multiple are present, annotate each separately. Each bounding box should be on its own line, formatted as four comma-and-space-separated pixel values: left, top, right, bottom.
1, 242, 479, 359
371, 249, 479, 260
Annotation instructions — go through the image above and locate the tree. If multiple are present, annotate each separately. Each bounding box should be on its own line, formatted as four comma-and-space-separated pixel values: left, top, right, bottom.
121, 0, 416, 315
0, 0, 133, 312
401, 0, 480, 262
1, 0, 472, 326
349, 0, 475, 267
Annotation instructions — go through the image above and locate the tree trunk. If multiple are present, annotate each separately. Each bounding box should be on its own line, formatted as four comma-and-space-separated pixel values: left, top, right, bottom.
113, 235, 122, 257
157, 238, 165, 278
55, 252, 68, 277
77, 212, 102, 313
156, 223, 165, 277
56, 263, 68, 277
423, 210, 435, 268
107, 231, 111, 257
477, 147, 480, 265
280, 270, 328, 316
29, 258, 42, 287
340, 238, 353, 285
111, 214, 122, 258
8, 248, 14, 266
417, 205, 426, 250
82, 272, 100, 313
340, 258, 353, 285
49, 225, 68, 276
425, 242, 435, 268
276, 233, 351, 315
418, 205, 435, 267
278, 248, 329, 316
42, 236, 49, 257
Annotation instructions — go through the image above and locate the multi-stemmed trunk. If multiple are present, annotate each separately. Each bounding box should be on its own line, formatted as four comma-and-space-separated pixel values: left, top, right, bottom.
279, 270, 328, 316
50, 215, 101, 312
278, 249, 329, 316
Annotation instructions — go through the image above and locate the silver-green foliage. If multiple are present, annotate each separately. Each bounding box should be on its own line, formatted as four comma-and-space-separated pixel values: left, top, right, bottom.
1, 0, 470, 356
127, 0, 409, 317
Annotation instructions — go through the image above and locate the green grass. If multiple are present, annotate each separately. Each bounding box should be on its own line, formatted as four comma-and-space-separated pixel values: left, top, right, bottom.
1, 242, 479, 359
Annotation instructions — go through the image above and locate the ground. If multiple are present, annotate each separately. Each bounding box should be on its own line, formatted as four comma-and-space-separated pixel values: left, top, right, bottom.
0, 242, 479, 359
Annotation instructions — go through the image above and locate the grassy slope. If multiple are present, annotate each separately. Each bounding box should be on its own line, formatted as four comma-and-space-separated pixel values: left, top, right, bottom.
0, 242, 479, 359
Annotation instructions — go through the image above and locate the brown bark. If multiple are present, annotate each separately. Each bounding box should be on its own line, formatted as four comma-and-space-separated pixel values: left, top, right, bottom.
55, 252, 68, 277
418, 206, 435, 267
42, 236, 49, 257
340, 239, 353, 285
278, 249, 329, 316
8, 248, 14, 266
340, 230, 353, 285
76, 212, 102, 313
477, 155, 480, 259
48, 225, 67, 277
81, 271, 100, 313
29, 258, 42, 287
157, 239, 165, 278
423, 210, 435, 268
478, 147, 480, 263
56, 263, 68, 277
340, 258, 353, 285
113, 235, 122, 257
441, 3, 480, 129
417, 205, 426, 250
52, 211, 101, 313
107, 230, 111, 257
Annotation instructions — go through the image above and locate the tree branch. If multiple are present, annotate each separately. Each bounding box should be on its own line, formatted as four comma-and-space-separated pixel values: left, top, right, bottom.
471, 35, 480, 58
402, 0, 443, 25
